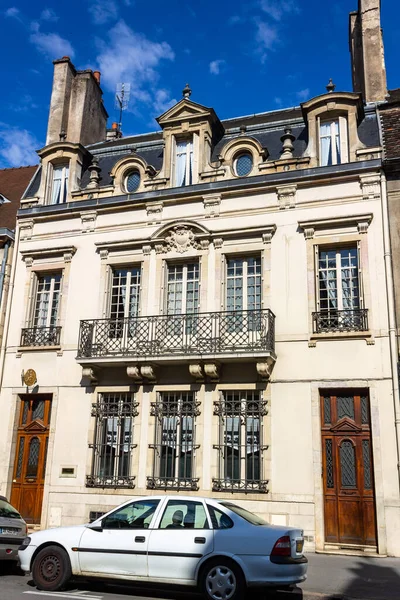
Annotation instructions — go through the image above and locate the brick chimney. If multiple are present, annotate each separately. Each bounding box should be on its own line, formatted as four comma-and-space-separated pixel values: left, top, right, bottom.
46, 57, 108, 146
349, 0, 387, 103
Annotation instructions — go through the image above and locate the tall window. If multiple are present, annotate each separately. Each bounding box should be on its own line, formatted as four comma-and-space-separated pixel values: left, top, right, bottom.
148, 392, 200, 491
166, 262, 199, 316
226, 256, 261, 332
213, 390, 268, 493
33, 273, 62, 328
319, 118, 348, 166
87, 392, 138, 488
110, 267, 141, 320
316, 246, 366, 332
175, 139, 193, 186
49, 164, 69, 205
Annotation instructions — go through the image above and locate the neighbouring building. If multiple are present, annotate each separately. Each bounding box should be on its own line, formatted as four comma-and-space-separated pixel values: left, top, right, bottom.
0, 166, 37, 353
1, 0, 400, 557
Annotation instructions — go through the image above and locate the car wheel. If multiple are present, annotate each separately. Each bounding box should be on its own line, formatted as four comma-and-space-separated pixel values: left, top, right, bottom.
32, 545, 72, 591
200, 558, 245, 600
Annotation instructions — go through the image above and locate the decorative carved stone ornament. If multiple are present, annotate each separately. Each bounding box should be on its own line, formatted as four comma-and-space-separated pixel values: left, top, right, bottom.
140, 365, 157, 382
262, 226, 277, 244
80, 210, 97, 233
204, 362, 220, 381
277, 184, 297, 210
20, 220, 34, 240
360, 174, 381, 200
189, 363, 204, 380
213, 237, 223, 249
203, 193, 221, 218
146, 202, 163, 224
82, 367, 99, 384
165, 225, 197, 253
126, 366, 142, 381
256, 357, 276, 381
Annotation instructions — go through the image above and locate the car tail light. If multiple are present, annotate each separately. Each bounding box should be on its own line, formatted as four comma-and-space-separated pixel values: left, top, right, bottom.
271, 535, 292, 557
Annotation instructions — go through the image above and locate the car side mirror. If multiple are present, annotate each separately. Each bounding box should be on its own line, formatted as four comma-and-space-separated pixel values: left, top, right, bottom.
87, 521, 103, 532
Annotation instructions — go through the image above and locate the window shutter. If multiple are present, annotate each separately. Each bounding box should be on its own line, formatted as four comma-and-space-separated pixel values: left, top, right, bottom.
192, 132, 199, 184
315, 245, 320, 311
357, 241, 364, 308
339, 116, 349, 164
27, 272, 38, 326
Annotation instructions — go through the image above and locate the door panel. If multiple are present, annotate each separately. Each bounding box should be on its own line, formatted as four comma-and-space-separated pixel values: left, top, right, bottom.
321, 391, 377, 547
10, 395, 51, 524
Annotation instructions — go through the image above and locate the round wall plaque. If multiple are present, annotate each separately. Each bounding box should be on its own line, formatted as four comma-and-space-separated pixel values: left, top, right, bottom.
23, 369, 37, 387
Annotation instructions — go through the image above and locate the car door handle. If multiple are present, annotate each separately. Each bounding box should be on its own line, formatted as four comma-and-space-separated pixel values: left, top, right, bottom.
194, 537, 206, 544
135, 536, 146, 543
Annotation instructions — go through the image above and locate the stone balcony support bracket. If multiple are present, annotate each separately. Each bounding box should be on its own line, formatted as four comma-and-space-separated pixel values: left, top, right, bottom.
82, 366, 100, 384
256, 356, 276, 381
127, 364, 157, 383
188, 362, 221, 382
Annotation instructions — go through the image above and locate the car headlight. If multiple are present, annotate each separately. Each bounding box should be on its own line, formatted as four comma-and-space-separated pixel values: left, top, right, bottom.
18, 537, 31, 551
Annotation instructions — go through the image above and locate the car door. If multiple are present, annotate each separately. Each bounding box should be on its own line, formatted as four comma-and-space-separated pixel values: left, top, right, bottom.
147, 498, 214, 582
78, 498, 161, 578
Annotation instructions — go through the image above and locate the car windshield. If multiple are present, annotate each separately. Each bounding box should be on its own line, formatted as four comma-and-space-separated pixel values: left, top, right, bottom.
219, 502, 268, 526
0, 498, 22, 519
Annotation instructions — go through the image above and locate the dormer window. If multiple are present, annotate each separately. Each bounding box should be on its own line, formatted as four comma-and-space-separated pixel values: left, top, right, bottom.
125, 170, 141, 193
49, 163, 69, 204
175, 139, 193, 187
319, 118, 348, 167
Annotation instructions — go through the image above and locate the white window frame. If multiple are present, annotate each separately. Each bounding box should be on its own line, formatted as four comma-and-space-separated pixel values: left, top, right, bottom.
319, 116, 348, 166
165, 262, 200, 316
172, 138, 193, 187
47, 163, 69, 205
109, 266, 142, 320
31, 272, 62, 328
225, 255, 262, 312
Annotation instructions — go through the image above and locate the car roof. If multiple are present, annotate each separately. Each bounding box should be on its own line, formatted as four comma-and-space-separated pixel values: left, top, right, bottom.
0, 495, 8, 502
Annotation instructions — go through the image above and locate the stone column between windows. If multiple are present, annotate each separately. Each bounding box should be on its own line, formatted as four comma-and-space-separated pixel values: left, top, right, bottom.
262, 238, 272, 310
152, 253, 164, 316
206, 242, 215, 311
137, 386, 150, 489
198, 384, 211, 491
140, 247, 152, 317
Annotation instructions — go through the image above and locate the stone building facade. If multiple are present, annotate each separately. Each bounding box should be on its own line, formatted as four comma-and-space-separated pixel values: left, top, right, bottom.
1, 0, 400, 557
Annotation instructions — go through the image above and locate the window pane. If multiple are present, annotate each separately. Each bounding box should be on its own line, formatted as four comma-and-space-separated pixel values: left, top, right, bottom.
207, 505, 234, 529
235, 153, 253, 176
103, 499, 159, 530
159, 500, 208, 530
340, 440, 357, 488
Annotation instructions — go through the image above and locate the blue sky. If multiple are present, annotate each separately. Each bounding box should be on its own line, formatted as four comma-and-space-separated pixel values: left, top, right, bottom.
0, 0, 399, 168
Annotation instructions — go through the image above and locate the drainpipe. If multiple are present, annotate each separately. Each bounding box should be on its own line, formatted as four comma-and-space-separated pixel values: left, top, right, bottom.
377, 104, 400, 486
0, 239, 10, 309
0, 224, 20, 391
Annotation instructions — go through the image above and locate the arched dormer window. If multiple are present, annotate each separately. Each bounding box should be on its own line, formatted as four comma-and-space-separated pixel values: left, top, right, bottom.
218, 137, 266, 179
110, 155, 148, 196
301, 92, 364, 168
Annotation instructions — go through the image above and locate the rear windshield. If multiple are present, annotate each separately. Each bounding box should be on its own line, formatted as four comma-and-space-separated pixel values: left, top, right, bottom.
219, 502, 268, 526
0, 498, 22, 520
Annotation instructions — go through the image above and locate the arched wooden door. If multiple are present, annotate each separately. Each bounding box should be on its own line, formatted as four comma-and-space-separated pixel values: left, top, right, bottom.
321, 391, 376, 547
10, 395, 52, 524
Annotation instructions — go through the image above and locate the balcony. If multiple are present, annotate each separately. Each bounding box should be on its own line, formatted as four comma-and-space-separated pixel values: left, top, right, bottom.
312, 309, 368, 334
77, 309, 275, 362
20, 326, 62, 347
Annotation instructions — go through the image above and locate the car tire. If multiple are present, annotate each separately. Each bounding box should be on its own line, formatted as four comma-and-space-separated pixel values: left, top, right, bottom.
200, 558, 245, 600
32, 545, 72, 591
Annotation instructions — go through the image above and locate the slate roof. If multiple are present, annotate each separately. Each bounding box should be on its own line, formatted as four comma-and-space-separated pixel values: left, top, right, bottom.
24, 103, 381, 197
0, 166, 38, 230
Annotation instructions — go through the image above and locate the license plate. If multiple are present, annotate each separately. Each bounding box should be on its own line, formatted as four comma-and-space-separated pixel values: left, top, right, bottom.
0, 528, 18, 535
296, 539, 304, 553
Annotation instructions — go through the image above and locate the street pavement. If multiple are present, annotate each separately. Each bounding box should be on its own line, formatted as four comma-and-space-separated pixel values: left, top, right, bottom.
1, 552, 400, 600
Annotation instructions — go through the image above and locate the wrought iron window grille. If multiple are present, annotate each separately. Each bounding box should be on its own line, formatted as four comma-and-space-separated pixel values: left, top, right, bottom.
312, 309, 368, 333
213, 391, 269, 494
148, 392, 200, 491
77, 309, 275, 359
87, 392, 138, 489
20, 326, 61, 347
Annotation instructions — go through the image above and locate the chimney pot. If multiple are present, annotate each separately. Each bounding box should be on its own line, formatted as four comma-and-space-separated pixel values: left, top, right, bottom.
112, 122, 119, 130
93, 70, 101, 84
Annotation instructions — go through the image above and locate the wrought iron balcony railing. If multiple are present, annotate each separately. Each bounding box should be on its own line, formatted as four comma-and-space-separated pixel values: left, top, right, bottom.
20, 326, 62, 347
212, 478, 269, 494
312, 309, 368, 334
147, 476, 200, 491
86, 475, 135, 489
77, 309, 275, 359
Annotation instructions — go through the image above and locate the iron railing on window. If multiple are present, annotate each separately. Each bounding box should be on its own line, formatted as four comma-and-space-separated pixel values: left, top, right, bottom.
148, 392, 200, 491
87, 392, 138, 489
20, 326, 61, 347
77, 309, 275, 359
212, 391, 269, 494
312, 309, 368, 333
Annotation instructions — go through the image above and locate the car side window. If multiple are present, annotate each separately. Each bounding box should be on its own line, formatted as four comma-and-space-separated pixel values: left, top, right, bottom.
207, 505, 234, 530
159, 500, 209, 530
102, 499, 160, 530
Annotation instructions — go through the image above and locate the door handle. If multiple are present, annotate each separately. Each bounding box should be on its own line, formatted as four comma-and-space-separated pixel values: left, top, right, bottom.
135, 536, 146, 543
195, 537, 206, 544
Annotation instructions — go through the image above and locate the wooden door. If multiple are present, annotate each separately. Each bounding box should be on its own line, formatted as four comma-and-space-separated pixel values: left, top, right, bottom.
10, 395, 51, 524
321, 391, 376, 547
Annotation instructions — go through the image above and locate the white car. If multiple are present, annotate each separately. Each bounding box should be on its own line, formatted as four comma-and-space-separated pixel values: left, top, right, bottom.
19, 495, 307, 600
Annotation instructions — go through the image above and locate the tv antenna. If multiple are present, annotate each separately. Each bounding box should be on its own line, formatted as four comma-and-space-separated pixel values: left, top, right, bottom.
115, 83, 131, 130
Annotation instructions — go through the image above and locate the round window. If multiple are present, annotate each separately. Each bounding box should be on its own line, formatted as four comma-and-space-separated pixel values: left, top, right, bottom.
235, 152, 253, 177
125, 170, 141, 193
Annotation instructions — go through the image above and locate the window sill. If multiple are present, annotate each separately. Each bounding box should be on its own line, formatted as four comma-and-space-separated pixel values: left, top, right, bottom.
309, 330, 373, 346
17, 345, 62, 353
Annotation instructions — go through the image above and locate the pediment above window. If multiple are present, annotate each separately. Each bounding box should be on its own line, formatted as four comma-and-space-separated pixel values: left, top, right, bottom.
157, 98, 223, 136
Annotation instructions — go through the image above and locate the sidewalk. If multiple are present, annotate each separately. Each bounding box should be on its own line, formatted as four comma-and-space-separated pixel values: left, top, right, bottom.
270, 552, 400, 600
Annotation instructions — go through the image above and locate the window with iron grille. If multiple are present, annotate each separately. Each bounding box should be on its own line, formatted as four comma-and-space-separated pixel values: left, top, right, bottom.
314, 244, 367, 333
21, 272, 63, 347
147, 392, 200, 491
87, 392, 138, 488
213, 390, 268, 493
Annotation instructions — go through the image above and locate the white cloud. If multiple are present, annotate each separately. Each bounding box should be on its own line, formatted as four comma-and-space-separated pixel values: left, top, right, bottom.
88, 0, 119, 25
209, 59, 225, 75
255, 20, 278, 52
153, 89, 176, 115
30, 30, 75, 59
95, 20, 174, 114
259, 0, 299, 21
0, 125, 39, 168
40, 8, 59, 22
296, 88, 310, 101
5, 7, 20, 18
